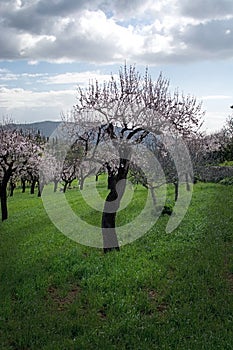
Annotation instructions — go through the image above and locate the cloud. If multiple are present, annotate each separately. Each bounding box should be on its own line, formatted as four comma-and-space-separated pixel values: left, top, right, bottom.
0, 71, 48, 84
0, 26, 22, 59
0, 69, 122, 123
202, 95, 232, 100
0, 73, 19, 82
0, 0, 233, 65
179, 18, 233, 57
17, 10, 145, 63
43, 71, 117, 85
0, 86, 76, 113
0, 68, 10, 73
179, 0, 233, 19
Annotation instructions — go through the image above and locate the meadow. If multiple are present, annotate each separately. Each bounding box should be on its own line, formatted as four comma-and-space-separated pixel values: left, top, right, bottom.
0, 181, 232, 349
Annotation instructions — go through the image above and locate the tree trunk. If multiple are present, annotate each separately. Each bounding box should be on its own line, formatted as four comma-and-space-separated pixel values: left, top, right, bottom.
102, 190, 120, 253
53, 180, 58, 192
21, 179, 26, 193
102, 157, 130, 253
185, 173, 191, 191
1, 181, 8, 221
174, 181, 179, 202
1, 168, 12, 221
30, 180, 36, 194
9, 181, 15, 197
79, 177, 84, 190
38, 181, 44, 197
63, 181, 68, 193
150, 186, 157, 207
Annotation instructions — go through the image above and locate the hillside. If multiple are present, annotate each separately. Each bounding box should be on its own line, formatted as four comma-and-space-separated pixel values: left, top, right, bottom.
8, 120, 61, 138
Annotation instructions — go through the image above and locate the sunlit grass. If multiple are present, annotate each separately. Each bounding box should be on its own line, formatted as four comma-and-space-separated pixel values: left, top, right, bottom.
0, 182, 232, 349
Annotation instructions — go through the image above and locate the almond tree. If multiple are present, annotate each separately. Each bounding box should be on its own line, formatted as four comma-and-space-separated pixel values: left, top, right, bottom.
61, 162, 76, 193
75, 130, 99, 190
219, 116, 233, 161
67, 64, 204, 252
0, 125, 41, 220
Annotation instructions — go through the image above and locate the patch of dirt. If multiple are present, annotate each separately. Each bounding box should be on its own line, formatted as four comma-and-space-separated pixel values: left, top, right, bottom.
47, 285, 81, 311
156, 302, 168, 313
148, 289, 159, 300
97, 309, 107, 320
149, 289, 168, 314
141, 289, 169, 316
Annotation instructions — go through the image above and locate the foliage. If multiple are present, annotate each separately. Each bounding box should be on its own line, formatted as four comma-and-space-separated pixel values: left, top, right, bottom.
219, 177, 233, 185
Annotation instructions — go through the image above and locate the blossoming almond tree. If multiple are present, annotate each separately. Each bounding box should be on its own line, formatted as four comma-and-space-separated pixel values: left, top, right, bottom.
0, 125, 42, 220
220, 116, 233, 162
66, 64, 204, 252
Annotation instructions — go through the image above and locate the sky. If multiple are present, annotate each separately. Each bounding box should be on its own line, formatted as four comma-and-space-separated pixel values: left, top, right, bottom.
0, 0, 233, 133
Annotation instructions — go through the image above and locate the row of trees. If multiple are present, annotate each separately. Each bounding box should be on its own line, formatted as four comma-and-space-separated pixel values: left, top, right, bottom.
1, 65, 232, 250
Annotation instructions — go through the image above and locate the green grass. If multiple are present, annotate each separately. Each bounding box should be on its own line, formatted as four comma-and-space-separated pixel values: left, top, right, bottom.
0, 182, 232, 349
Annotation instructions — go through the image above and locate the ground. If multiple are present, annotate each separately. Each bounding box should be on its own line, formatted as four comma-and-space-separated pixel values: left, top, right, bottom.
0, 182, 232, 349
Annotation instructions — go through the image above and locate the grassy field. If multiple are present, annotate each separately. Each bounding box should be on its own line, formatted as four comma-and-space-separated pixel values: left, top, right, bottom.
0, 181, 232, 349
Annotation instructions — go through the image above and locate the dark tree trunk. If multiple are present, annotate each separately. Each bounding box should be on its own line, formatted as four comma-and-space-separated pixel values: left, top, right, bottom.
9, 181, 15, 197
174, 181, 179, 202
21, 179, 26, 193
102, 157, 130, 253
63, 181, 68, 193
30, 180, 36, 194
38, 181, 44, 197
95, 174, 99, 182
1, 181, 8, 221
102, 190, 120, 253
1, 168, 12, 221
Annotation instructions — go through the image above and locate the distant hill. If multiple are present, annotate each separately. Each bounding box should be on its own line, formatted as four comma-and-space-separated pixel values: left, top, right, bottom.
8, 121, 61, 138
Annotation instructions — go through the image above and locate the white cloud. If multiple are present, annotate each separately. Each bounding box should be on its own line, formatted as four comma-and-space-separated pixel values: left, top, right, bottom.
0, 68, 9, 73
43, 71, 117, 85
0, 71, 48, 82
28, 60, 39, 65
0, 73, 19, 81
0, 86, 76, 111
202, 95, 232, 100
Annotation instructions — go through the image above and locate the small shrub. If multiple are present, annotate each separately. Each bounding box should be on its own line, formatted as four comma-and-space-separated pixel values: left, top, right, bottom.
219, 177, 233, 185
